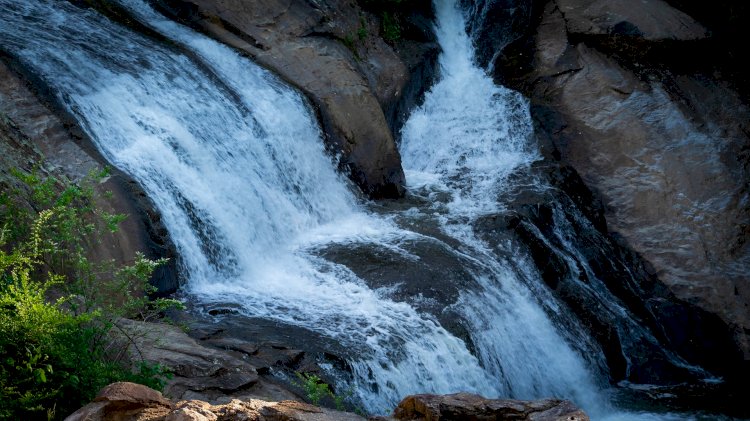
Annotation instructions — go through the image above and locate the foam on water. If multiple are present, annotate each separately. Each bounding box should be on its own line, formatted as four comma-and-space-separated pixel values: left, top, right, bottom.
0, 0, 501, 412
0, 1, 735, 419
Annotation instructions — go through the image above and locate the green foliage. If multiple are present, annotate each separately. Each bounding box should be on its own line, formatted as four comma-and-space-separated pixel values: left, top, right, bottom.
357, 15, 368, 40
342, 34, 358, 57
381, 11, 401, 42
358, 0, 412, 43
0, 167, 178, 420
293, 372, 358, 412
294, 372, 332, 406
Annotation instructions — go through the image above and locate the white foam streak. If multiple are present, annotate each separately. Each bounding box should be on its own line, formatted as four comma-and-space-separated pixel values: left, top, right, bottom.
401, 0, 607, 414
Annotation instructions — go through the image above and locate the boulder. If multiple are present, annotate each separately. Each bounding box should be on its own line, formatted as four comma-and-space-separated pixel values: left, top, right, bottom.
115, 319, 262, 402
65, 383, 366, 421
150, 0, 418, 198
392, 393, 588, 421
65, 382, 173, 421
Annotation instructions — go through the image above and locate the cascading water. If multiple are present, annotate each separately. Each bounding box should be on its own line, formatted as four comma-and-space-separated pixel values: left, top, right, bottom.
0, 1, 736, 420
399, 0, 606, 406
0, 0, 496, 412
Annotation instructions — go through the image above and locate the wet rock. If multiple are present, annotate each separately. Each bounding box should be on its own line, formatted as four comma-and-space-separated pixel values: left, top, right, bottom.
461, 0, 537, 69
0, 59, 178, 295
115, 319, 265, 402
392, 393, 588, 421
149, 0, 430, 198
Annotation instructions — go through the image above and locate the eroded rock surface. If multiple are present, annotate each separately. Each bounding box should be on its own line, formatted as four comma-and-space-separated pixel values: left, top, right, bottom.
65, 382, 364, 421
114, 319, 305, 404
148, 0, 435, 198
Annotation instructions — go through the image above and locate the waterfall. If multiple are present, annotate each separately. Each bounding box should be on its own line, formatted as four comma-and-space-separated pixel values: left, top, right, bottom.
0, 1, 730, 419
0, 0, 496, 412
399, 0, 605, 408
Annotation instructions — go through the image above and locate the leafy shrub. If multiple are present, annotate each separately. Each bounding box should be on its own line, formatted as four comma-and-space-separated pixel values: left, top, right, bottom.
294, 372, 332, 406
293, 372, 359, 412
381, 11, 401, 42
0, 167, 179, 420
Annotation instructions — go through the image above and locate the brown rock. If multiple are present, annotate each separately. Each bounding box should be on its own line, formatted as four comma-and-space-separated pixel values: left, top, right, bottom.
526, 2, 750, 359
95, 382, 173, 408
393, 393, 588, 421
64, 402, 110, 421
65, 382, 173, 421
152, 0, 407, 198
495, 0, 750, 373
166, 401, 219, 421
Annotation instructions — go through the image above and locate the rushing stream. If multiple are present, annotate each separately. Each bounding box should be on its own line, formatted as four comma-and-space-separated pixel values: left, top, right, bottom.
0, 0, 736, 419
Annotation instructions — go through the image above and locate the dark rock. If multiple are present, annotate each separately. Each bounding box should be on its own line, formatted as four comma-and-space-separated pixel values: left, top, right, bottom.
114, 319, 269, 402
481, 0, 750, 384
461, 0, 537, 69
556, 0, 706, 40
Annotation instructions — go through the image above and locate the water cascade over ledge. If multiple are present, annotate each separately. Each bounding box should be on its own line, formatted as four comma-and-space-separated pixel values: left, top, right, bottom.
0, 1, 733, 419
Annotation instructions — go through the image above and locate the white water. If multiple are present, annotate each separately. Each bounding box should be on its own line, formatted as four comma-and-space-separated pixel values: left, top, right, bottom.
0, 0, 498, 412
400, 0, 606, 410
0, 1, 734, 419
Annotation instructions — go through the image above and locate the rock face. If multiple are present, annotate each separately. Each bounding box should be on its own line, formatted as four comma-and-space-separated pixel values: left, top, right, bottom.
65, 382, 364, 421
0, 59, 178, 294
114, 319, 303, 403
480, 0, 750, 379
149, 0, 437, 198
392, 393, 588, 421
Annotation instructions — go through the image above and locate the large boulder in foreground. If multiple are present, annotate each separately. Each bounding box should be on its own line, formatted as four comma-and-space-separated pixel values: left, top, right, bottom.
150, 0, 422, 198
65, 382, 364, 421
65, 384, 588, 421
392, 393, 588, 421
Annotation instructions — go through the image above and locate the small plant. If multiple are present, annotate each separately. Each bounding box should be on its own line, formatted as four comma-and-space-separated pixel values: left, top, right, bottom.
381, 11, 401, 42
294, 372, 332, 406
293, 372, 359, 412
357, 15, 368, 40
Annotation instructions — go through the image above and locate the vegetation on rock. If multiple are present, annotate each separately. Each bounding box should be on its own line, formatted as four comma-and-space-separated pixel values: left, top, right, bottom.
0, 166, 181, 420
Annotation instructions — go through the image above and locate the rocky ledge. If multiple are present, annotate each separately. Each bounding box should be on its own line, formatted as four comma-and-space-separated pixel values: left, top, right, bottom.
65, 383, 587, 421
